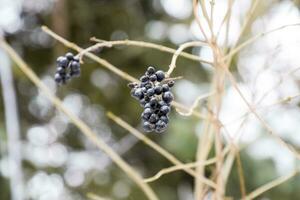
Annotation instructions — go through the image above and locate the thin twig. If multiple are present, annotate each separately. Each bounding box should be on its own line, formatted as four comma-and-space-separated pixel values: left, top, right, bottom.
89, 37, 213, 64
176, 92, 215, 116
245, 170, 299, 200
166, 41, 209, 77
0, 39, 159, 200
42, 26, 207, 120
0, 50, 24, 200
193, 0, 210, 42
106, 112, 217, 189
224, 67, 300, 160
224, 23, 300, 60
144, 145, 231, 183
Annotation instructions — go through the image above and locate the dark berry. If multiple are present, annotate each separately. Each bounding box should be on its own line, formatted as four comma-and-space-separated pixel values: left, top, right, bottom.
70, 61, 80, 70
149, 98, 158, 107
143, 121, 153, 132
145, 83, 152, 89
73, 56, 79, 62
147, 66, 156, 75
162, 91, 174, 103
144, 96, 150, 102
133, 88, 144, 99
140, 75, 149, 82
154, 86, 162, 95
167, 80, 175, 87
149, 75, 157, 82
70, 70, 81, 77
147, 88, 155, 96
158, 101, 167, 107
155, 70, 165, 82
140, 99, 146, 106
160, 115, 169, 123
160, 105, 170, 115
162, 84, 169, 92
149, 114, 159, 123
144, 103, 151, 108
54, 73, 62, 83
56, 67, 65, 74
141, 87, 147, 93
66, 52, 74, 60
57, 57, 68, 67
142, 108, 152, 119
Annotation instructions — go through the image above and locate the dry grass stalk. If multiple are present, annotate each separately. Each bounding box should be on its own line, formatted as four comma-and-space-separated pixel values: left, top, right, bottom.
0, 39, 159, 200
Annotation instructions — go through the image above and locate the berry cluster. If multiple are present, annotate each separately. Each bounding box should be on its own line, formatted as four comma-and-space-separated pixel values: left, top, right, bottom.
129, 66, 174, 133
55, 52, 81, 85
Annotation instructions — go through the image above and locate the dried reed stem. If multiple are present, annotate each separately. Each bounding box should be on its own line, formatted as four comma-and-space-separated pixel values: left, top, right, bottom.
89, 37, 212, 64
106, 112, 217, 189
245, 170, 299, 200
0, 39, 159, 200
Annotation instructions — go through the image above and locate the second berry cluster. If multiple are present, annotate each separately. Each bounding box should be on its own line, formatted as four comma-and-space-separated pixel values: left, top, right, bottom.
55, 52, 81, 85
129, 66, 174, 133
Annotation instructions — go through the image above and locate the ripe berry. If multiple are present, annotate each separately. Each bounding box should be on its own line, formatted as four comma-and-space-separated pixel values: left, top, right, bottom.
154, 86, 162, 95
57, 57, 68, 68
56, 67, 65, 74
160, 115, 169, 123
129, 66, 175, 133
149, 114, 159, 123
66, 52, 74, 60
147, 88, 155, 96
149, 75, 157, 82
147, 66, 156, 75
160, 105, 170, 115
149, 97, 158, 107
143, 121, 153, 132
162, 84, 169, 92
54, 73, 62, 83
162, 91, 174, 103
155, 70, 165, 82
140, 75, 149, 82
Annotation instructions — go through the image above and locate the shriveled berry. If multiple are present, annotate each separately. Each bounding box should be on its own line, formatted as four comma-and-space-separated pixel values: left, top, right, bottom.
128, 82, 137, 88
167, 80, 175, 87
162, 91, 174, 103
155, 70, 165, 82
